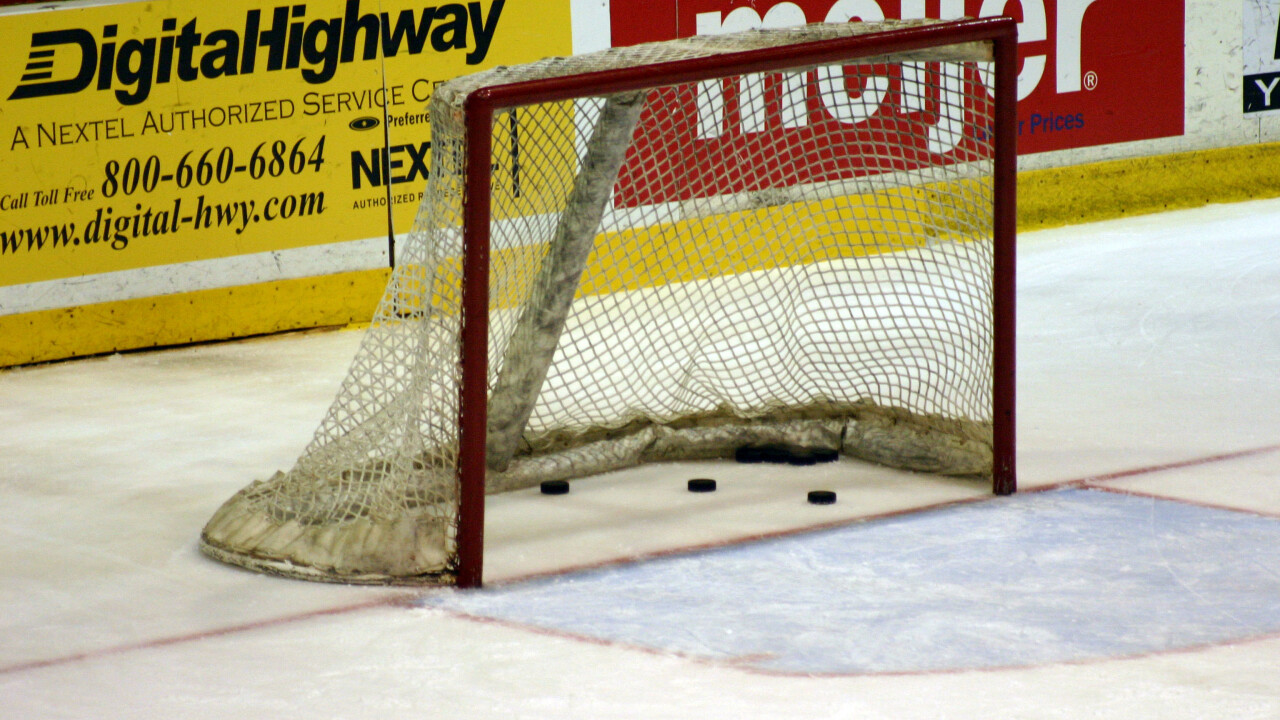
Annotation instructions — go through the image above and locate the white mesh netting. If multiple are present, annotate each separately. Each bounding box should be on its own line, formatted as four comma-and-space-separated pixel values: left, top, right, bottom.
201, 20, 1001, 584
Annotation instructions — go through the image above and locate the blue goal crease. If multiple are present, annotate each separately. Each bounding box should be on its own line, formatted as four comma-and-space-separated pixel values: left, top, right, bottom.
423, 489, 1280, 674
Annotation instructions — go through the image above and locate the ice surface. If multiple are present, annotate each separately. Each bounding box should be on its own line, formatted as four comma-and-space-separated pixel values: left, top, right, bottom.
431, 488, 1280, 674
3, 198, 1280, 718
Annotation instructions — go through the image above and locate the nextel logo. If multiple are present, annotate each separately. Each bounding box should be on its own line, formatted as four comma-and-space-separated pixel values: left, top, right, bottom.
351, 141, 430, 189
8, 0, 504, 106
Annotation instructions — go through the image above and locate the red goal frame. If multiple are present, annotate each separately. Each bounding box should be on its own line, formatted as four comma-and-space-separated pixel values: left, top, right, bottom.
454, 17, 1019, 588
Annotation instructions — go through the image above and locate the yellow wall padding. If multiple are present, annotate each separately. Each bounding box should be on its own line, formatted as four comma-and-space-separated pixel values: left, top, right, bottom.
4, 142, 1279, 368
2, 269, 389, 367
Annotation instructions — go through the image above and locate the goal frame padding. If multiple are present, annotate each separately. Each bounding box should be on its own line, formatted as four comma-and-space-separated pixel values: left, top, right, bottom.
484, 91, 648, 474
454, 17, 1020, 588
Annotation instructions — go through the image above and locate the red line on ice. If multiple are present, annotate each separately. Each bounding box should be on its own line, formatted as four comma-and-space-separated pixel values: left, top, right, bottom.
4, 442, 1278, 676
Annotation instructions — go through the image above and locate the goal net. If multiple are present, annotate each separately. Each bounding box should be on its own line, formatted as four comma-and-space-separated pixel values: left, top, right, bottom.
201, 17, 1018, 587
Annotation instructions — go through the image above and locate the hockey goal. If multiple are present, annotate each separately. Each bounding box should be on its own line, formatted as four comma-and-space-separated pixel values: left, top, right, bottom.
201, 17, 1018, 587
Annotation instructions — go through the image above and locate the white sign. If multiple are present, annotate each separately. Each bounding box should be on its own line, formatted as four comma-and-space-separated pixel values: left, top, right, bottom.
1245, 0, 1280, 113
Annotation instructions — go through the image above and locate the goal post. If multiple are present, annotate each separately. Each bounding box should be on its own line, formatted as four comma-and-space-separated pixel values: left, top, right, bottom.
201, 16, 1018, 589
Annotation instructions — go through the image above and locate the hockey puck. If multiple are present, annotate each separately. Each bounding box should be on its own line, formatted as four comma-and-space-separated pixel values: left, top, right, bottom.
540, 479, 570, 495
687, 478, 717, 493
807, 490, 837, 505
786, 452, 819, 466
739, 444, 837, 465
788, 447, 840, 465
759, 445, 793, 463
810, 448, 839, 464
735, 445, 793, 463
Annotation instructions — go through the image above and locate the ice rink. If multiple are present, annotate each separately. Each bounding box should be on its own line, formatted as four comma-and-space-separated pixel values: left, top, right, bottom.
4, 197, 1280, 718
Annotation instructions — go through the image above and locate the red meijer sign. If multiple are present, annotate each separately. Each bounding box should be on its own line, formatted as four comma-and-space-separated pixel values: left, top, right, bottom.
610, 0, 1185, 156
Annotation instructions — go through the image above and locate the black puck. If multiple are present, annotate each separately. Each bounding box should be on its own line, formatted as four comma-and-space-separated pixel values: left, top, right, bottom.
735, 444, 794, 463
787, 452, 819, 466
810, 448, 839, 463
807, 490, 837, 505
540, 479, 570, 495
759, 445, 793, 464
687, 478, 717, 492
738, 445, 838, 465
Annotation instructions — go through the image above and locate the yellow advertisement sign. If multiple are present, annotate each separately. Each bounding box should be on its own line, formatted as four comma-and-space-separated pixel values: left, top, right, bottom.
0, 0, 572, 289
